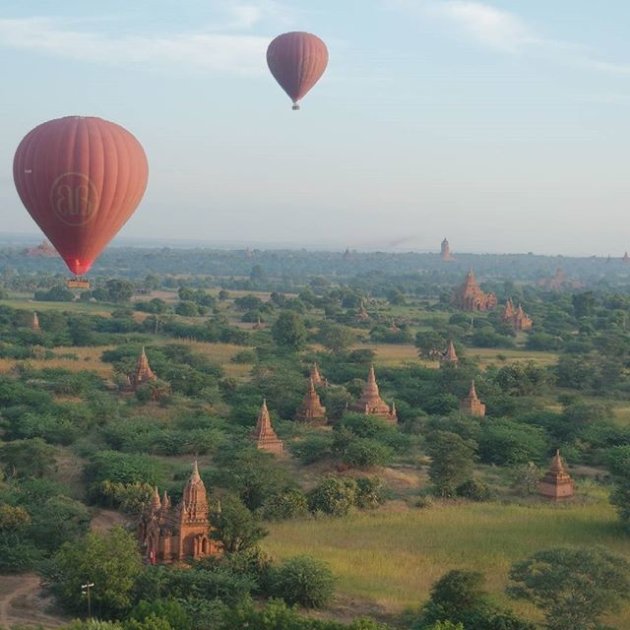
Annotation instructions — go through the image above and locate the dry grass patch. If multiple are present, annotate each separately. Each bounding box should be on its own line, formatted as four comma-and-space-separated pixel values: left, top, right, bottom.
0, 346, 114, 378
471, 348, 559, 369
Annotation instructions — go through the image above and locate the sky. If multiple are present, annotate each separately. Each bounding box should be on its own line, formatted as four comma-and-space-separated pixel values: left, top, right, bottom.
2, 0, 630, 256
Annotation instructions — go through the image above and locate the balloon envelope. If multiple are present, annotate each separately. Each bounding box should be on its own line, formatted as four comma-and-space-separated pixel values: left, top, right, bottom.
266, 32, 328, 109
13, 116, 148, 275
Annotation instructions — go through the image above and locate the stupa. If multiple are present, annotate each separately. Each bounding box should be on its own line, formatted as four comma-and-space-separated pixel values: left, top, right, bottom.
440, 237, 455, 261
350, 366, 397, 425
252, 399, 284, 454
129, 347, 157, 390
310, 363, 326, 386
502, 299, 533, 331
441, 340, 459, 366
295, 378, 327, 426
538, 450, 574, 500
452, 270, 497, 311
139, 461, 221, 564
31, 312, 41, 332
459, 380, 486, 417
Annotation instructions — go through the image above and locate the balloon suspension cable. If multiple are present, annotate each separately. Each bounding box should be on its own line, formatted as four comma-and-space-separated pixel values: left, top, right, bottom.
292, 102, 300, 111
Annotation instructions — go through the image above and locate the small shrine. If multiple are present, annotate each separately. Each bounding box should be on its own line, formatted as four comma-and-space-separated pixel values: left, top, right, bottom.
441, 340, 459, 366
128, 347, 157, 390
295, 378, 327, 426
452, 270, 497, 312
350, 366, 397, 425
310, 363, 326, 387
252, 399, 284, 454
502, 299, 533, 331
440, 237, 455, 261
538, 450, 574, 500
31, 312, 41, 332
459, 380, 486, 417
139, 461, 221, 564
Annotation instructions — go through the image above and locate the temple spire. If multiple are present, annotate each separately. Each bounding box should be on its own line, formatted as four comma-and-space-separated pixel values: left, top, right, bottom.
442, 340, 459, 366
539, 449, 574, 500
252, 399, 284, 454
296, 378, 327, 426
460, 379, 485, 417
350, 366, 397, 425
31, 311, 41, 332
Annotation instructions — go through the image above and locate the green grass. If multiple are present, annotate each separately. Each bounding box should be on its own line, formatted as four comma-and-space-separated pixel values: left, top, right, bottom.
0, 296, 114, 315
263, 500, 630, 625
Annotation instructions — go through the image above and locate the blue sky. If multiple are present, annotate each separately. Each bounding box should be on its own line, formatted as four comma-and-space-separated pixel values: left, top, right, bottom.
2, 1, 630, 255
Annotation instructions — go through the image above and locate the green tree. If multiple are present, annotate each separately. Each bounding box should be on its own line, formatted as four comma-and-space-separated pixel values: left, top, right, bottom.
272, 311, 308, 350
317, 322, 356, 354
212, 495, 267, 553
271, 555, 336, 609
105, 279, 135, 303
47, 526, 143, 617
508, 547, 630, 630
0, 437, 56, 478
608, 445, 630, 530
307, 477, 357, 516
427, 431, 476, 498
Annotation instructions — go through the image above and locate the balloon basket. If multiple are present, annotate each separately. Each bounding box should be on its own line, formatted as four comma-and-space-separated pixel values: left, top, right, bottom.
292, 103, 300, 111
66, 278, 90, 290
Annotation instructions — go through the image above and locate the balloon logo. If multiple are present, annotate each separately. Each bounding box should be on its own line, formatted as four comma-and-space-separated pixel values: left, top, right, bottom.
13, 116, 149, 276
266, 31, 328, 110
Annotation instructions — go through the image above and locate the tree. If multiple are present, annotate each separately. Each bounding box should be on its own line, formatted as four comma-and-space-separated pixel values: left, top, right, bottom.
608, 445, 630, 530
427, 431, 476, 498
272, 311, 308, 350
47, 526, 143, 617
508, 547, 630, 630
212, 495, 267, 553
271, 555, 336, 608
317, 321, 356, 354
0, 437, 57, 478
307, 477, 357, 516
105, 279, 135, 303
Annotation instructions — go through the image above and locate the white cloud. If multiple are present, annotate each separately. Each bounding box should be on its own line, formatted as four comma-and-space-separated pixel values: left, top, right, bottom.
0, 17, 270, 75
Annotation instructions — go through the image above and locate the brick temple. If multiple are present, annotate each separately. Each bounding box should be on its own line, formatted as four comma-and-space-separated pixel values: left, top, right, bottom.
310, 363, 326, 387
139, 461, 221, 564
441, 340, 459, 366
128, 347, 157, 390
440, 237, 455, 261
452, 270, 497, 311
295, 378, 327, 426
539, 450, 574, 500
31, 312, 41, 332
502, 299, 533, 331
350, 366, 397, 425
252, 399, 284, 454
459, 380, 486, 417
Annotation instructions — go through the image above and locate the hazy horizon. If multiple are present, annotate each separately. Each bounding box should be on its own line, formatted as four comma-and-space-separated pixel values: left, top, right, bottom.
2, 1, 630, 257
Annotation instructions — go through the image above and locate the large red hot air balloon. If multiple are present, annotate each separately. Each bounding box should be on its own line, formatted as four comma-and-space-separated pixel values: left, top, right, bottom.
266, 32, 328, 110
13, 116, 148, 277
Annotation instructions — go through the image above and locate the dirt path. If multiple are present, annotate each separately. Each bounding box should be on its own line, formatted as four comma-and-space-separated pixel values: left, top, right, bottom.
0, 574, 66, 629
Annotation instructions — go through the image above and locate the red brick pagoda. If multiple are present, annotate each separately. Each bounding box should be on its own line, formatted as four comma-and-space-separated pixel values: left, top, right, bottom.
350, 366, 397, 425
502, 299, 533, 331
441, 340, 459, 366
459, 380, 486, 418
31, 312, 41, 332
538, 450, 574, 500
295, 378, 327, 426
452, 270, 497, 312
140, 461, 221, 564
252, 399, 284, 454
129, 347, 157, 390
310, 363, 326, 387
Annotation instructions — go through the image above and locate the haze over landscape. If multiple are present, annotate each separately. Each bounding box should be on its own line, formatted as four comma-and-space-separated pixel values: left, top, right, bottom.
2, 1, 630, 255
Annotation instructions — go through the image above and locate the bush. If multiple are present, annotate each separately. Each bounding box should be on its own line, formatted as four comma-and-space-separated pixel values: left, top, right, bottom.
355, 477, 385, 509
260, 488, 309, 521
307, 477, 357, 516
342, 438, 393, 469
455, 479, 491, 502
270, 555, 336, 608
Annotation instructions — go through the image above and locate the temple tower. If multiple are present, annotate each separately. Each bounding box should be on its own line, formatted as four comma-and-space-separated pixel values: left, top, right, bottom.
459, 380, 486, 417
624, 252, 630, 263
350, 366, 397, 425
440, 238, 455, 261
310, 363, 325, 386
129, 347, 157, 390
502, 299, 533, 331
296, 378, 327, 426
441, 340, 459, 366
538, 450, 574, 500
252, 399, 284, 454
31, 312, 41, 332
452, 270, 497, 311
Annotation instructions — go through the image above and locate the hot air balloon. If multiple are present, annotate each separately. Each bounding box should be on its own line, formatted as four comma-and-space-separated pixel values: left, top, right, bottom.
266, 32, 328, 110
13, 116, 148, 287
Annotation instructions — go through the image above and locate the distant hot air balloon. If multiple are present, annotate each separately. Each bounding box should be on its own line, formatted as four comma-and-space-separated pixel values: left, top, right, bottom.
13, 116, 148, 280
266, 32, 328, 110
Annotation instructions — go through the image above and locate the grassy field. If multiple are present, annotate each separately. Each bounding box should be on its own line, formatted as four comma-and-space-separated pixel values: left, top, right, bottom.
263, 499, 630, 626
0, 296, 114, 316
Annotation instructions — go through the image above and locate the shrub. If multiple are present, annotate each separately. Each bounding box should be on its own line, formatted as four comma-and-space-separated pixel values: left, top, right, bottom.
270, 555, 336, 608
307, 477, 357, 516
455, 479, 491, 502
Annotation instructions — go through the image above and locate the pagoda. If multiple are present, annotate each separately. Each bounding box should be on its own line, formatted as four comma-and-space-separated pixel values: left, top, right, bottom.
295, 378, 327, 426
129, 347, 157, 390
356, 299, 370, 322
459, 380, 486, 417
452, 270, 497, 311
310, 363, 325, 386
538, 450, 574, 500
441, 340, 459, 366
252, 399, 284, 454
440, 237, 455, 261
502, 299, 533, 331
350, 366, 397, 425
31, 312, 41, 332
623, 252, 630, 263
139, 461, 221, 564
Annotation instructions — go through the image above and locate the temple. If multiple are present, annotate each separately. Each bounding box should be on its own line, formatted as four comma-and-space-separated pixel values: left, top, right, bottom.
440, 238, 455, 261
538, 450, 574, 500
310, 363, 326, 387
460, 380, 486, 417
356, 300, 370, 322
623, 252, 630, 263
350, 366, 397, 425
441, 340, 459, 366
252, 399, 284, 454
295, 378, 327, 426
452, 270, 497, 311
128, 347, 157, 390
31, 312, 41, 332
139, 461, 221, 564
501, 299, 533, 331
